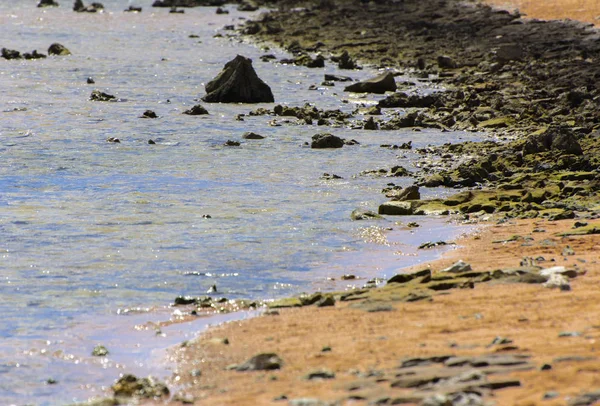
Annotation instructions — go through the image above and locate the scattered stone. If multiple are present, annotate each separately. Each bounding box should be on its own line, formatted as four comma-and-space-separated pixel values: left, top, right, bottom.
38, 0, 59, 7
87, 77, 95, 84
242, 132, 265, 139
124, 6, 142, 12
392, 185, 420, 201
337, 50, 360, 70
303, 369, 335, 380
140, 110, 158, 118
106, 137, 120, 143
182, 104, 209, 115
202, 55, 274, 103
441, 260, 472, 274
90, 90, 116, 102
112, 374, 169, 399
324, 74, 352, 82
350, 209, 382, 221
311, 133, 344, 149
92, 345, 109, 356
235, 353, 283, 371
1, 48, 22, 60
344, 72, 396, 94
216, 7, 228, 14
224, 140, 240, 146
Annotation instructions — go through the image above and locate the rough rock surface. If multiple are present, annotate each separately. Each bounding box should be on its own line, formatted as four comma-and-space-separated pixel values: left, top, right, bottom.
202, 55, 274, 103
344, 72, 396, 94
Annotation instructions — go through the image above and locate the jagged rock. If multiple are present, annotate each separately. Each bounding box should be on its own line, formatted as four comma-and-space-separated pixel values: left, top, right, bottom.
112, 374, 169, 399
23, 50, 46, 60
378, 92, 439, 108
338, 50, 359, 69
140, 110, 158, 118
202, 55, 274, 103
90, 90, 116, 101
182, 104, 208, 115
48, 43, 71, 55
1, 48, 22, 60
437, 55, 458, 69
344, 72, 396, 94
522, 126, 583, 156
351, 209, 382, 220
237, 0, 258, 11
235, 353, 283, 371
38, 0, 59, 7
363, 116, 378, 130
392, 185, 420, 201
73, 0, 103, 12
311, 133, 344, 148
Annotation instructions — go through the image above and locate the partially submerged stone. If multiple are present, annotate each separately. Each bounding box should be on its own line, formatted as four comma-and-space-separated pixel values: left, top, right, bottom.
112, 374, 169, 399
311, 133, 344, 149
202, 55, 274, 103
344, 72, 396, 94
182, 104, 208, 115
90, 90, 116, 101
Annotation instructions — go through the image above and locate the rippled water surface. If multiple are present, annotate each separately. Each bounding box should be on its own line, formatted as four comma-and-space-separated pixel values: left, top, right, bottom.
0, 1, 482, 404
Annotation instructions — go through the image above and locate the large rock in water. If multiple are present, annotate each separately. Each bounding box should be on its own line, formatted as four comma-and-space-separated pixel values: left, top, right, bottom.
202, 55, 274, 103
344, 72, 396, 94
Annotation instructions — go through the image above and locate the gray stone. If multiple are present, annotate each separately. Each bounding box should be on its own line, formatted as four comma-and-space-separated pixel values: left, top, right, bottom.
344, 72, 396, 94
202, 55, 274, 103
311, 133, 344, 149
235, 353, 283, 371
441, 260, 472, 274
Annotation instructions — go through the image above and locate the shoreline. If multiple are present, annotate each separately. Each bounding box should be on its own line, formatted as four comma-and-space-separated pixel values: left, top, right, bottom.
80, 0, 600, 404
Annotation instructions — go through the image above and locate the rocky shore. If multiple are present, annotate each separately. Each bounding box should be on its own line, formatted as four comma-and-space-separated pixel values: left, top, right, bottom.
74, 0, 600, 404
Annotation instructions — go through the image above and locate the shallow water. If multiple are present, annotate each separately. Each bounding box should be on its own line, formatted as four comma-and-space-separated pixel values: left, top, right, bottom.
1, 1, 482, 404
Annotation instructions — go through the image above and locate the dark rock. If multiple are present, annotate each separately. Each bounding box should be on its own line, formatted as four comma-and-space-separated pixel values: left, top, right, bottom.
1, 48, 22, 60
216, 7, 228, 14
363, 117, 378, 130
48, 43, 71, 56
112, 374, 169, 399
140, 110, 158, 118
324, 74, 352, 82
235, 353, 283, 371
338, 50, 360, 69
316, 295, 335, 307
237, 0, 258, 12
182, 104, 209, 115
242, 132, 265, 139
124, 6, 142, 12
437, 55, 457, 69
202, 55, 274, 103
38, 0, 59, 7
87, 77, 95, 84
74, 0, 103, 12
311, 133, 344, 149
351, 209, 382, 220
90, 90, 116, 101
106, 137, 120, 143
224, 140, 240, 146
522, 126, 583, 156
378, 92, 439, 108
344, 72, 396, 94
23, 50, 47, 60
303, 369, 335, 380
392, 185, 420, 201
387, 269, 431, 284
170, 7, 184, 13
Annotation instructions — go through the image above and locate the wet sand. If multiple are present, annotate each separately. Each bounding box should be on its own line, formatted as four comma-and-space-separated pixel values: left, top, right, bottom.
171, 217, 600, 405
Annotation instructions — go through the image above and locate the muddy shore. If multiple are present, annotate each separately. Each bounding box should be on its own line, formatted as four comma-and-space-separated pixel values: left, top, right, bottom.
84, 0, 600, 404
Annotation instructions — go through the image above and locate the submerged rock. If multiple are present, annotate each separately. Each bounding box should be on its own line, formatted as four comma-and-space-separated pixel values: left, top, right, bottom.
90, 90, 116, 101
182, 104, 209, 115
1, 48, 22, 60
344, 72, 396, 94
73, 0, 103, 12
48, 43, 71, 55
202, 55, 274, 103
112, 374, 169, 399
38, 0, 59, 7
152, 0, 225, 7
311, 133, 344, 149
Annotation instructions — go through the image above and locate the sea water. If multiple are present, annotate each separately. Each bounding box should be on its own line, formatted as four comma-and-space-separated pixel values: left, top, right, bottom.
0, 1, 481, 404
